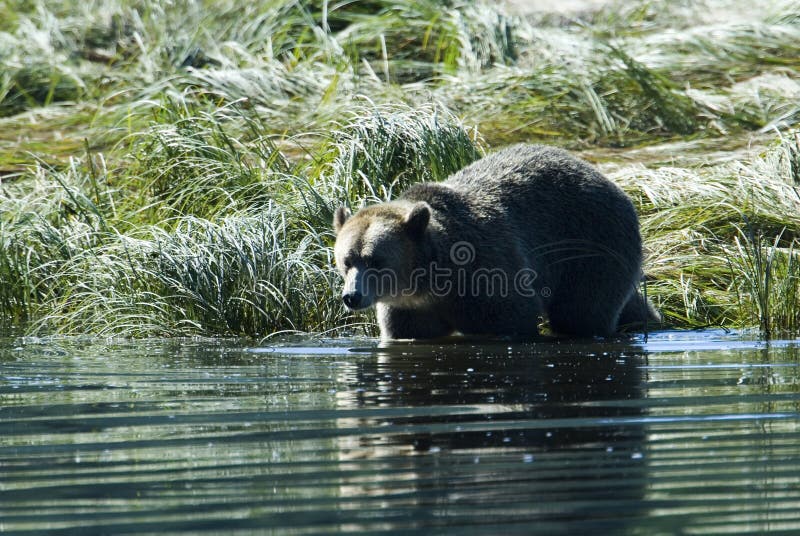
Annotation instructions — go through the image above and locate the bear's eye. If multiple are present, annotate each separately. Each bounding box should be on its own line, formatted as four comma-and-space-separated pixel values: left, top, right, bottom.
343, 258, 353, 269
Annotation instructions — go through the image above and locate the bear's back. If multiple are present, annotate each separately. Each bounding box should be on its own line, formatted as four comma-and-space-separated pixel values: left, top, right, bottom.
445, 144, 612, 200
443, 144, 638, 242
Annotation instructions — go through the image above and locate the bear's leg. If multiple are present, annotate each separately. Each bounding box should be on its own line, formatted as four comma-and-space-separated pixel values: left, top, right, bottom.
617, 290, 662, 331
546, 284, 634, 337
484, 303, 540, 338
453, 296, 540, 338
500, 313, 540, 338
377, 304, 453, 340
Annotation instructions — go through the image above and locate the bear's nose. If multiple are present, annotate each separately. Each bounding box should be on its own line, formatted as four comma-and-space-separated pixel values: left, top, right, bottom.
342, 292, 362, 309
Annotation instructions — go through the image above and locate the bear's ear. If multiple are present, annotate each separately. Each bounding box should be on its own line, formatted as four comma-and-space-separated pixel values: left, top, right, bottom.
333, 207, 351, 234
403, 202, 430, 239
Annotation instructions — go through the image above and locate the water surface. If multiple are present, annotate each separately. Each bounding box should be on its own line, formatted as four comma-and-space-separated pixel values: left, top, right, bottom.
1, 331, 799, 534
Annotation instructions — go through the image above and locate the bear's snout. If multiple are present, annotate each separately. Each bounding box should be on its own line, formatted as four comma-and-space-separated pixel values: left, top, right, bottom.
342, 291, 364, 310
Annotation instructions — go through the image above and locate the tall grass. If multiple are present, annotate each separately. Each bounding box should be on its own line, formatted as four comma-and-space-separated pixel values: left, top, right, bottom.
131, 99, 291, 220
30, 208, 344, 337
312, 102, 482, 206
727, 225, 799, 336
1, 0, 799, 337
618, 132, 800, 332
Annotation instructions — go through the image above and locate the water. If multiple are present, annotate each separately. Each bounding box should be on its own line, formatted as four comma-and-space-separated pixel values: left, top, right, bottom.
1, 331, 799, 534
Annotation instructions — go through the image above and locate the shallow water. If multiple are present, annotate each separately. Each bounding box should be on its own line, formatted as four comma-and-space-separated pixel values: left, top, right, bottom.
1, 331, 799, 534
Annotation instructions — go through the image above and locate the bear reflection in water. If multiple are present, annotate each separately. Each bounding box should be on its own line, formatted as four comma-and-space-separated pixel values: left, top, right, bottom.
334, 340, 648, 529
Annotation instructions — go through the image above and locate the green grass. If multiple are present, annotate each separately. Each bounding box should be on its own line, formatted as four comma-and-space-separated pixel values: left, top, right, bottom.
1, 0, 799, 338
727, 224, 799, 336
616, 131, 800, 333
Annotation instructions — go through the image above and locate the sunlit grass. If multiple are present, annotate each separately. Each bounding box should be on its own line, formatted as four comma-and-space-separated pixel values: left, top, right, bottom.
616, 133, 800, 332
28, 208, 344, 337
727, 225, 799, 336
309, 101, 482, 212
1, 0, 799, 337
130, 99, 292, 220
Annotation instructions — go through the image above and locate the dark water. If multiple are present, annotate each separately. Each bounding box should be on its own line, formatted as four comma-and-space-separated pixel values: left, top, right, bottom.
1, 331, 799, 534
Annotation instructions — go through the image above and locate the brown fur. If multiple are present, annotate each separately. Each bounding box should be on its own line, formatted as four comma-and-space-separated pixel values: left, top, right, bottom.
334, 144, 660, 340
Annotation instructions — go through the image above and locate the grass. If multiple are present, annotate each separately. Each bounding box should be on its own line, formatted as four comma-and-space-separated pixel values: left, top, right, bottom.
30, 208, 343, 337
0, 0, 799, 338
727, 224, 799, 336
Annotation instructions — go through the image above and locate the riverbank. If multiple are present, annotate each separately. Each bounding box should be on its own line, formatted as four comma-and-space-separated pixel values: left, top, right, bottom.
1, 0, 798, 337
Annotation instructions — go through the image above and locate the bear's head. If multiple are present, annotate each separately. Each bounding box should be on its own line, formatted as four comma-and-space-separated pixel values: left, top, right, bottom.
333, 201, 430, 310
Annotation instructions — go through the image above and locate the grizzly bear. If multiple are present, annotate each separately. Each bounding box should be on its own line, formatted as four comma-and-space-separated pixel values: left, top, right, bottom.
333, 144, 659, 340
